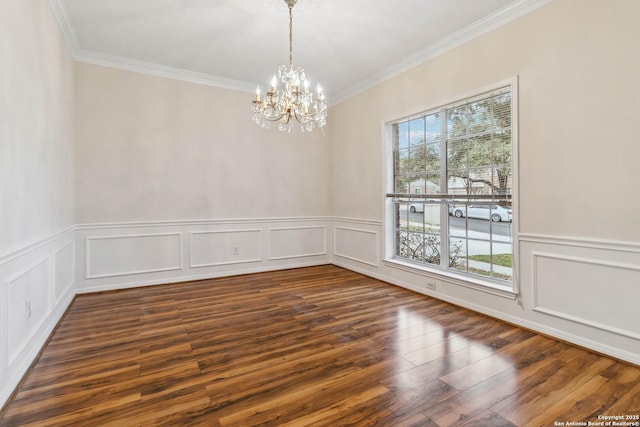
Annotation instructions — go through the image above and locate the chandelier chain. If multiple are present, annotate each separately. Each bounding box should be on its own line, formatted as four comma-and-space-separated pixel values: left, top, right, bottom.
289, 4, 293, 68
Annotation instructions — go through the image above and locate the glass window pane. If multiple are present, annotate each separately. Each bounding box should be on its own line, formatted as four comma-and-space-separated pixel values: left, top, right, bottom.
493, 93, 511, 129
423, 233, 441, 265
423, 205, 441, 230
424, 173, 440, 194
487, 204, 511, 223
447, 138, 467, 170
397, 204, 410, 230
468, 99, 491, 135
425, 113, 440, 143
408, 178, 423, 195
493, 136, 512, 195
467, 239, 491, 279
398, 145, 409, 157
395, 147, 410, 192
487, 213, 513, 246
395, 176, 408, 193
448, 207, 467, 238
426, 143, 440, 172
468, 167, 493, 196
409, 117, 425, 146
398, 122, 409, 149
468, 134, 492, 168
397, 231, 407, 257
492, 242, 513, 281
408, 146, 426, 173
492, 133, 511, 165
399, 231, 425, 262
447, 106, 467, 137
449, 238, 467, 271
448, 172, 469, 195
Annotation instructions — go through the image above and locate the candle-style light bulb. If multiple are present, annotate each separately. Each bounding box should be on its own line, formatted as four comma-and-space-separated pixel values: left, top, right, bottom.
256, 86, 261, 101
271, 75, 277, 89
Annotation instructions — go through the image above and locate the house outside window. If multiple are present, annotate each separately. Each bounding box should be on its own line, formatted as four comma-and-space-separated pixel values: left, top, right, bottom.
386, 81, 516, 291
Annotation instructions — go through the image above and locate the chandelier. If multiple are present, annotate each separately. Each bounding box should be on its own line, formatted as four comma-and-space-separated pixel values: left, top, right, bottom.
251, 0, 327, 132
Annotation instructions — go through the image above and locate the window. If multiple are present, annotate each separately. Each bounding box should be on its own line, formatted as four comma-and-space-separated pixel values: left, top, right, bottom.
386, 83, 515, 290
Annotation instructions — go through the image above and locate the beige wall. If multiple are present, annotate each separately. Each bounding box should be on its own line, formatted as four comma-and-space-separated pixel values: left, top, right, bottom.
330, 0, 640, 243
329, 0, 640, 363
75, 63, 331, 224
0, 0, 76, 254
0, 0, 77, 409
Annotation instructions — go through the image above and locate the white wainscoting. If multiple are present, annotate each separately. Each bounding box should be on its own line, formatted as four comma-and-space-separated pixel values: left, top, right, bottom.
190, 229, 263, 268
532, 252, 640, 340
75, 218, 332, 293
6, 256, 51, 364
268, 226, 327, 260
520, 234, 640, 356
3, 220, 639, 411
0, 227, 75, 409
334, 226, 379, 267
86, 232, 183, 279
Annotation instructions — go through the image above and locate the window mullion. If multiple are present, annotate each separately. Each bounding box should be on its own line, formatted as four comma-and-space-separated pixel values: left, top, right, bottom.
439, 109, 448, 269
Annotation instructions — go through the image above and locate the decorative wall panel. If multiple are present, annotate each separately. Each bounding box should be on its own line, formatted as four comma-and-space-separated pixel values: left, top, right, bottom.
190, 229, 263, 268
6, 258, 51, 364
86, 233, 182, 279
334, 226, 379, 267
269, 226, 327, 260
533, 252, 640, 339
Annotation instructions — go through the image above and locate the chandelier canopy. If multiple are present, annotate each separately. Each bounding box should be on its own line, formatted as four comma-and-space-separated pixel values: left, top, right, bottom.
251, 0, 327, 132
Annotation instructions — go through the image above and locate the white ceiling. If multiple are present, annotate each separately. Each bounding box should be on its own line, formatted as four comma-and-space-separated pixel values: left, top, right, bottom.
50, 0, 550, 103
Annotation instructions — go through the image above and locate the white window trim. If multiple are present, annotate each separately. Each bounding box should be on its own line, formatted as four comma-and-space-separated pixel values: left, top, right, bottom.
382, 76, 520, 297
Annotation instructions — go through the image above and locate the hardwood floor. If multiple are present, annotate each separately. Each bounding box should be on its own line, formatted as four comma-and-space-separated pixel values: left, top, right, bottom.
1, 265, 638, 426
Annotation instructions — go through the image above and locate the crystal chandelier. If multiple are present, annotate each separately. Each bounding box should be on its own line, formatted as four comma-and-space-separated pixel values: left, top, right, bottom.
251, 0, 327, 132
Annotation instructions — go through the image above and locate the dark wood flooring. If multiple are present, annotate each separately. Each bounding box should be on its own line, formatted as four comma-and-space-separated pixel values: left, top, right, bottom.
1, 265, 638, 426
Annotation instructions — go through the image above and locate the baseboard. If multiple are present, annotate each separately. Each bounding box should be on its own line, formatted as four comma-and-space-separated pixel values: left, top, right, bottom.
76, 260, 331, 294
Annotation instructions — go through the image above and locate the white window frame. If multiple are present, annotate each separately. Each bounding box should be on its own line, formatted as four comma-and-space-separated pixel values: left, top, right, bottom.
382, 77, 519, 298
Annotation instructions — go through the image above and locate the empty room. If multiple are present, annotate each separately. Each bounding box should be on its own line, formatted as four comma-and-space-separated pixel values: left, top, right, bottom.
1, 0, 639, 425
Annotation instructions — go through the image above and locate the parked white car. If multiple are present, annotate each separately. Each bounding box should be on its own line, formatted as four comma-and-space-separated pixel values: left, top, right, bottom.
451, 205, 512, 222
408, 203, 424, 213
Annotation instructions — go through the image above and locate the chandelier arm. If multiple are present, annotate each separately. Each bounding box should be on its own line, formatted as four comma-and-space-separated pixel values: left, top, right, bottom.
293, 109, 318, 123
295, 113, 311, 125
263, 112, 286, 122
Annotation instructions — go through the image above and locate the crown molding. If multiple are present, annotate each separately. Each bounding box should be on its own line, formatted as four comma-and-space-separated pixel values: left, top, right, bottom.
47, 0, 80, 53
330, 0, 555, 105
75, 50, 256, 93
48, 0, 554, 103
46, 0, 255, 93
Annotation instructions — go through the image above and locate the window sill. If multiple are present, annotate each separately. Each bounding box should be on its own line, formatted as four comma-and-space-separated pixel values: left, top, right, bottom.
383, 258, 518, 300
